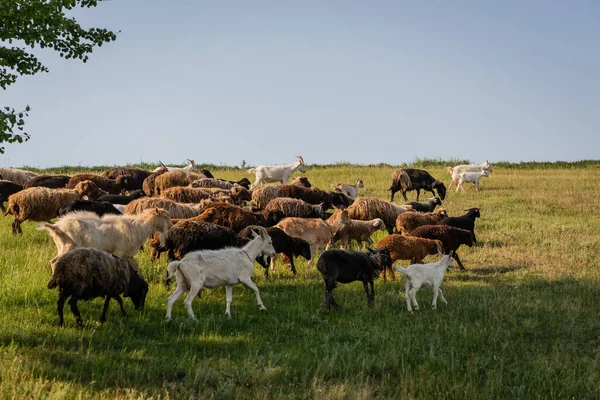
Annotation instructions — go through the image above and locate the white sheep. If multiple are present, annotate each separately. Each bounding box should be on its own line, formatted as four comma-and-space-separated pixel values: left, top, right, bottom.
332, 179, 364, 199
248, 156, 306, 190
165, 226, 276, 320
456, 170, 489, 192
393, 251, 454, 312
447, 160, 492, 189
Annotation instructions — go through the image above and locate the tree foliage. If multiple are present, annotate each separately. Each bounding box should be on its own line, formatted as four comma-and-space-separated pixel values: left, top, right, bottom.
0, 0, 118, 153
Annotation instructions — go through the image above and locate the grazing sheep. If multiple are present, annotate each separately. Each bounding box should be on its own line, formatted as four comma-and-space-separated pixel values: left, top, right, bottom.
440, 207, 481, 243
97, 189, 145, 205
333, 179, 363, 199
395, 208, 448, 235
190, 177, 251, 190
375, 234, 444, 281
0, 168, 39, 185
346, 196, 413, 234
193, 203, 284, 233
403, 196, 442, 213
410, 225, 474, 269
165, 226, 276, 320
59, 200, 122, 217
331, 218, 386, 250
455, 170, 489, 192
154, 170, 208, 195
125, 198, 205, 219
23, 175, 70, 189
47, 244, 148, 326
239, 226, 312, 275
67, 173, 135, 194
447, 160, 492, 189
4, 181, 107, 235
248, 156, 306, 190
277, 184, 352, 210
163, 186, 250, 206
289, 176, 312, 188
264, 197, 326, 219
317, 248, 392, 313
394, 252, 454, 312
142, 165, 169, 196
0, 180, 23, 213
42, 207, 172, 269
275, 209, 350, 269
102, 167, 153, 190
250, 185, 281, 210
389, 168, 447, 202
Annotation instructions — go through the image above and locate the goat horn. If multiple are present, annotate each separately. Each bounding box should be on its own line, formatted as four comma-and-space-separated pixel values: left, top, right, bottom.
297, 156, 304, 164
159, 161, 167, 168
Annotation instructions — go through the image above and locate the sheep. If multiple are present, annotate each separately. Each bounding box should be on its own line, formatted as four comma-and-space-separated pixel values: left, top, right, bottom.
165, 226, 276, 320
23, 175, 70, 189
455, 170, 490, 192
248, 156, 306, 190
190, 178, 239, 190
41, 207, 172, 269
239, 226, 312, 275
67, 173, 135, 194
331, 218, 386, 250
4, 181, 107, 235
250, 185, 281, 211
264, 197, 326, 219
346, 196, 413, 234
46, 227, 148, 326
317, 248, 392, 313
277, 184, 352, 210
389, 168, 447, 202
393, 251, 454, 312
274, 209, 350, 269
395, 208, 448, 235
152, 159, 198, 173
375, 234, 444, 281
193, 203, 285, 233
162, 186, 251, 206
403, 196, 442, 213
96, 189, 145, 205
440, 207, 481, 243
332, 179, 363, 199
102, 167, 153, 190
0, 180, 23, 213
0, 168, 39, 185
142, 165, 169, 196
59, 200, 122, 217
289, 176, 312, 188
154, 170, 208, 195
447, 160, 492, 189
124, 197, 205, 219
409, 225, 474, 269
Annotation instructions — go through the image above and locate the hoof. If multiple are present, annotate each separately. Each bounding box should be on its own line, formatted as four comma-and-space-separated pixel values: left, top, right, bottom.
259, 306, 267, 312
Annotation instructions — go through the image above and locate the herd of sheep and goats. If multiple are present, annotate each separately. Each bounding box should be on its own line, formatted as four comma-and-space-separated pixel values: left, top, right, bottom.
0, 157, 492, 326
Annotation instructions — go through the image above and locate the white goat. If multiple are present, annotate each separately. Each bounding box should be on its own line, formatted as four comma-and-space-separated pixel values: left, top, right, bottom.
393, 251, 454, 312
447, 160, 492, 189
248, 156, 306, 190
332, 179, 364, 199
165, 227, 276, 320
456, 170, 489, 192
152, 159, 197, 173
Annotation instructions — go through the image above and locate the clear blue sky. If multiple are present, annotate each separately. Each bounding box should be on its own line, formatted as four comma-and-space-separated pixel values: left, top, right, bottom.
2, 1, 599, 168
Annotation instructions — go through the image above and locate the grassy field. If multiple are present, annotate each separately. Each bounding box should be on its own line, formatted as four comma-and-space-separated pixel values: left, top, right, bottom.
1, 162, 600, 399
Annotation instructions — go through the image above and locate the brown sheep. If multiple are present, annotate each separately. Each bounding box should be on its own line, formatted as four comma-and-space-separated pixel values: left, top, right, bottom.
0, 168, 39, 185
67, 173, 135, 194
409, 225, 474, 269
154, 170, 208, 195
142, 165, 169, 196
102, 167, 153, 190
192, 203, 285, 233
264, 197, 326, 219
375, 234, 444, 280
395, 208, 448, 235
124, 197, 205, 219
346, 196, 413, 234
332, 218, 387, 250
250, 185, 280, 210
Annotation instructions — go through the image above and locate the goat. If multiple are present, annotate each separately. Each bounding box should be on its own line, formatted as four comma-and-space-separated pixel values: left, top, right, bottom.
447, 160, 492, 189
375, 234, 444, 281
403, 196, 442, 213
440, 208, 481, 242
394, 251, 454, 312
455, 170, 489, 192
410, 225, 474, 269
346, 196, 412, 234
165, 226, 276, 320
248, 156, 306, 190
152, 159, 198, 173
59, 200, 122, 217
317, 248, 392, 312
389, 168, 446, 202
331, 218, 386, 250
23, 175, 70, 189
332, 179, 363, 199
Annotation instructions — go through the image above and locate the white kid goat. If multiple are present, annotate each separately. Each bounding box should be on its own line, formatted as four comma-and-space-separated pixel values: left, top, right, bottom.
332, 179, 364, 199
152, 159, 197, 173
447, 160, 492, 189
456, 170, 489, 192
393, 251, 454, 312
248, 156, 306, 190
165, 226, 276, 320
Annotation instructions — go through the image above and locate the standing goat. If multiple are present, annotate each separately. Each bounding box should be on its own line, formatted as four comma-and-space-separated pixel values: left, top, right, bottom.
332, 179, 364, 199
248, 156, 306, 190
394, 251, 454, 312
447, 160, 492, 189
152, 159, 198, 173
165, 226, 276, 320
389, 168, 447, 202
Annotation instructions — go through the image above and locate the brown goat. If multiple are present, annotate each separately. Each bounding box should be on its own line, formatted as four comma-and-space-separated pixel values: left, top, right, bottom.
375, 234, 444, 280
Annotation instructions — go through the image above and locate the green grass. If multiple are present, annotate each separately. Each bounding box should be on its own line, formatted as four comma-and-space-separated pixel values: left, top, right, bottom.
1, 163, 600, 399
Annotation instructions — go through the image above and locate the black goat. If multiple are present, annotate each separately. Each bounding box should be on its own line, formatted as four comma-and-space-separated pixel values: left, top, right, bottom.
97, 189, 145, 205
440, 207, 481, 242
0, 180, 23, 213
59, 200, 122, 217
390, 168, 447, 202
403, 196, 442, 212
316, 248, 392, 312
23, 175, 70, 189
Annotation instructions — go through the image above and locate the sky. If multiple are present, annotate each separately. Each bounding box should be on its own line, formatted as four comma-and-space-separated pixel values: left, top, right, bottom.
2, 1, 599, 168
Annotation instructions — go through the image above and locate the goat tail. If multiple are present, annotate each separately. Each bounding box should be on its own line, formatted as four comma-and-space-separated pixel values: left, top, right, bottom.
37, 222, 77, 250
393, 265, 409, 276
446, 166, 454, 175
247, 168, 256, 174
166, 260, 181, 281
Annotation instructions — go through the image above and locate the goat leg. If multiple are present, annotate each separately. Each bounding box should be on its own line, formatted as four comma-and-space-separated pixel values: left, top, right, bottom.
69, 297, 83, 326
100, 296, 111, 323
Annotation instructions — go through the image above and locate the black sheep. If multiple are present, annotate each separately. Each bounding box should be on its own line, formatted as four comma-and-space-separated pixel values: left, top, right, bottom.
23, 175, 70, 189
277, 185, 352, 210
59, 200, 122, 217
0, 180, 23, 213
389, 168, 447, 202
403, 196, 442, 213
409, 225, 474, 269
97, 189, 145, 205
440, 207, 481, 243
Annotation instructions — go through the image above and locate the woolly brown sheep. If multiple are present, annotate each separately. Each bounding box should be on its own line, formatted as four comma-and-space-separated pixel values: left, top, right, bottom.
125, 197, 205, 219
289, 176, 312, 188
346, 196, 413, 234
102, 167, 153, 190
375, 234, 444, 280
0, 168, 39, 185
395, 208, 448, 235
277, 184, 352, 210
154, 170, 208, 195
23, 175, 70, 189
142, 165, 169, 196
4, 181, 106, 235
67, 173, 135, 194
409, 225, 474, 269
331, 218, 386, 250
250, 185, 280, 211
264, 197, 326, 219
193, 203, 285, 233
